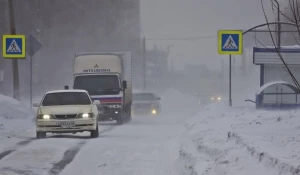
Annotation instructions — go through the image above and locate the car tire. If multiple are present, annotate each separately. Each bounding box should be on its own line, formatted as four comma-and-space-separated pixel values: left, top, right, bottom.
36, 131, 46, 139
90, 125, 99, 138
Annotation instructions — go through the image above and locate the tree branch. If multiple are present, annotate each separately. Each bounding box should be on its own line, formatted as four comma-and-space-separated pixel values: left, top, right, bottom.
261, 0, 300, 90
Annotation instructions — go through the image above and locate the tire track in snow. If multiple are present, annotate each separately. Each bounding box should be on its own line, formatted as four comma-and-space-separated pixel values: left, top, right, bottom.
48, 141, 86, 175
47, 124, 117, 175
0, 138, 35, 160
0, 124, 117, 175
0, 123, 116, 161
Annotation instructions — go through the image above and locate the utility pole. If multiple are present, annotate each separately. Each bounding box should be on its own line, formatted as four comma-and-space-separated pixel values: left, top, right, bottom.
142, 36, 146, 90
8, 0, 20, 100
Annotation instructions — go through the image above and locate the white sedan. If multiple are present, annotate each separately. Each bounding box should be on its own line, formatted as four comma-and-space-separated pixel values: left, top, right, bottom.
33, 89, 100, 139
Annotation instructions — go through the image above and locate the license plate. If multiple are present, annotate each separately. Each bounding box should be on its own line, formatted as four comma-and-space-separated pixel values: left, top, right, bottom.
57, 121, 75, 128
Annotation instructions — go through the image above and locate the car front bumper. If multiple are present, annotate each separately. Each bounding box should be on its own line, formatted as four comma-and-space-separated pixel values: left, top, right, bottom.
36, 118, 97, 133
132, 108, 159, 115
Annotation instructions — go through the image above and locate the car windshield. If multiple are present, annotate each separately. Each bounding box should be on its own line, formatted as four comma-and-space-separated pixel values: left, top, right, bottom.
73, 75, 120, 95
42, 92, 91, 106
133, 93, 156, 101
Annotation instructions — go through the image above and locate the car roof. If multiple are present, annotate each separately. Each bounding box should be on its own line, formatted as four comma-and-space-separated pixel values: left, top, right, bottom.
46, 89, 88, 94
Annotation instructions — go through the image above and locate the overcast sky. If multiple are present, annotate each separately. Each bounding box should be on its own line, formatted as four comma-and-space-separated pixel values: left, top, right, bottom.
141, 0, 281, 71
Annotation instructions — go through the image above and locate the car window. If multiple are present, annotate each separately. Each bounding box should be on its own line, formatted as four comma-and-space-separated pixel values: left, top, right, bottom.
42, 92, 91, 106
133, 93, 156, 101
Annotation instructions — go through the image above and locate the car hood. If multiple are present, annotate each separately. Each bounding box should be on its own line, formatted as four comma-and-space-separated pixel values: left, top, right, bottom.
38, 105, 92, 115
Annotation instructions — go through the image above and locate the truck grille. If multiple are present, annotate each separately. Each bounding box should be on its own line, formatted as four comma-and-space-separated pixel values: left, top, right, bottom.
55, 114, 77, 119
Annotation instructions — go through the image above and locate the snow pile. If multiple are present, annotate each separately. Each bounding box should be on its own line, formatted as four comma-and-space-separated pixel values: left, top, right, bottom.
176, 103, 300, 175
0, 94, 34, 120
0, 94, 35, 152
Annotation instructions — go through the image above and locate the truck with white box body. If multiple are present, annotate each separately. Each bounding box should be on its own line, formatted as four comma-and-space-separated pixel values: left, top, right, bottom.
71, 52, 132, 125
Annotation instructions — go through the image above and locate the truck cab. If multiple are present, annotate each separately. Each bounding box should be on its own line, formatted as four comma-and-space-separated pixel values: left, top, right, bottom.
71, 52, 132, 125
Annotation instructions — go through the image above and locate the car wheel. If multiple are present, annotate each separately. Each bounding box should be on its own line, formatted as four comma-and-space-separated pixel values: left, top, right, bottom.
90, 125, 99, 138
36, 131, 46, 139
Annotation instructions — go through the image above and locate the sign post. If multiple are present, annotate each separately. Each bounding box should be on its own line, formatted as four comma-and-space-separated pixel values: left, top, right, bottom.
218, 30, 243, 106
27, 34, 42, 108
2, 34, 26, 100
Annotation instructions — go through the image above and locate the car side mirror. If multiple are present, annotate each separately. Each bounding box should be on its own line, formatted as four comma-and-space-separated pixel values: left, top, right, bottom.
64, 85, 69, 90
33, 103, 40, 107
122, 80, 127, 90
93, 100, 101, 105
156, 97, 161, 100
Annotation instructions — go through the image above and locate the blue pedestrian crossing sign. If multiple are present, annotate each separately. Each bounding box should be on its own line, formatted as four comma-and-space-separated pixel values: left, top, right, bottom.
218, 30, 243, 55
2, 34, 26, 58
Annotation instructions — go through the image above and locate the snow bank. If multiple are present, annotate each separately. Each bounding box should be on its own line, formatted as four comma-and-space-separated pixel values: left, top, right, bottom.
0, 94, 34, 120
176, 103, 300, 175
0, 94, 35, 152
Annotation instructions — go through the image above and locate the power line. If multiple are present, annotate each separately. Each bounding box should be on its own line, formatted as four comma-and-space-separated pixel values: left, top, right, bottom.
145, 36, 216, 41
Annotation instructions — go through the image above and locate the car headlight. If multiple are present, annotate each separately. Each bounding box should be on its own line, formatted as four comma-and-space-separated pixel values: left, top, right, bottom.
78, 113, 94, 118
218, 97, 221, 100
211, 97, 214, 100
152, 109, 157, 114
37, 114, 55, 119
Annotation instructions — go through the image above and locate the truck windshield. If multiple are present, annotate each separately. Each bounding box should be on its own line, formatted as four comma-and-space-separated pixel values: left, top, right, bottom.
73, 75, 120, 95
42, 92, 91, 106
133, 93, 156, 101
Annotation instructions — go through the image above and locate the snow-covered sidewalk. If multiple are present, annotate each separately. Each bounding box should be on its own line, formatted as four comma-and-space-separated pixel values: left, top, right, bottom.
175, 102, 300, 175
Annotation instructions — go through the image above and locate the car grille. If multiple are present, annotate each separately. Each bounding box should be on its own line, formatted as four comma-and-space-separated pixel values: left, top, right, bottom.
55, 114, 77, 119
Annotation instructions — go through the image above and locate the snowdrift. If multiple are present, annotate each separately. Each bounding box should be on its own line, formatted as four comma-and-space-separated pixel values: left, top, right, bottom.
0, 94, 34, 120
176, 103, 300, 175
0, 94, 35, 152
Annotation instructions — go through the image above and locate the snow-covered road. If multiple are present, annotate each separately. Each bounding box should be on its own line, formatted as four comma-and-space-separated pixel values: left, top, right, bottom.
59, 116, 189, 175
0, 89, 200, 175
4, 87, 299, 175
0, 113, 199, 175
0, 124, 116, 175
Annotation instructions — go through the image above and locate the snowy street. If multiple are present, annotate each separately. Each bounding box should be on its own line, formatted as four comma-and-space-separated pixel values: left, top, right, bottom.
1, 89, 300, 175
0, 89, 200, 175
0, 89, 300, 175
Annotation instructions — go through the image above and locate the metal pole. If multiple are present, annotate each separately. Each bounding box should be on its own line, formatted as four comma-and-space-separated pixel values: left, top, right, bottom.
8, 0, 20, 100
229, 54, 232, 106
30, 56, 33, 108
143, 37, 146, 90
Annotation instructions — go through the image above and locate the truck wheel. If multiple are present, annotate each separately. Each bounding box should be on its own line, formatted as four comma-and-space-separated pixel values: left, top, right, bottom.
90, 125, 99, 138
116, 115, 124, 125
127, 108, 132, 122
36, 131, 46, 139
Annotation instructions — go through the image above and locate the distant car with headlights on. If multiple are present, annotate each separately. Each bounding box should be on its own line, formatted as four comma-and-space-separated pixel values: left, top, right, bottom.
132, 92, 161, 116
210, 94, 222, 102
33, 89, 100, 139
